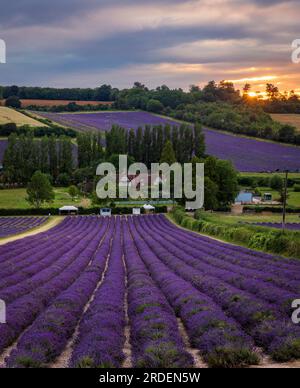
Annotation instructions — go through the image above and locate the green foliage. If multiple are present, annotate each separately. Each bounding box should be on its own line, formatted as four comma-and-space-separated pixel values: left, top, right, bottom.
204, 156, 239, 209
204, 177, 219, 211
160, 140, 176, 164
146, 99, 164, 113
3, 134, 74, 184
5, 95, 21, 108
2, 81, 300, 143
270, 175, 283, 191
294, 184, 300, 192
171, 208, 300, 258
56, 173, 71, 187
0, 121, 76, 138
68, 185, 79, 201
205, 348, 260, 368
26, 171, 55, 208
77, 132, 103, 169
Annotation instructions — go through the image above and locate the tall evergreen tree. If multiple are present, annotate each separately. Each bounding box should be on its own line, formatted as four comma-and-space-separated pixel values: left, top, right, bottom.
160, 140, 176, 164
49, 135, 58, 179
194, 124, 206, 158
40, 136, 50, 173
128, 129, 135, 157
133, 127, 143, 162
142, 125, 152, 167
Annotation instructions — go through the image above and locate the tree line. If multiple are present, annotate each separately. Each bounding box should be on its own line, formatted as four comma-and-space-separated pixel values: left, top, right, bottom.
0, 84, 118, 102
105, 123, 205, 167
1, 123, 205, 185
3, 81, 299, 145
1, 122, 239, 211
3, 134, 74, 185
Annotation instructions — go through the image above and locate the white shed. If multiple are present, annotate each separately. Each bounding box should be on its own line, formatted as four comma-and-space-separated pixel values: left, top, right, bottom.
100, 208, 112, 217
59, 206, 79, 215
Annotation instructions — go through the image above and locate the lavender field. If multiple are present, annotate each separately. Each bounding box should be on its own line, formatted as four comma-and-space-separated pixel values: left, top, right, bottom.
0, 216, 48, 238
252, 222, 300, 231
38, 111, 300, 172
0, 139, 7, 165
0, 215, 299, 368
37, 111, 178, 132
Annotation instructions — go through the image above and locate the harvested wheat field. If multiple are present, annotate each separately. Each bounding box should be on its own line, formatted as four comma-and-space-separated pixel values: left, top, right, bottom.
0, 107, 46, 127
271, 114, 300, 132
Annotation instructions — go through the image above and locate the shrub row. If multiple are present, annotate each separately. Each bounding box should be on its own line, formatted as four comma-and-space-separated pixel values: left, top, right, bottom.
172, 208, 300, 258
238, 175, 300, 188
0, 122, 76, 138
0, 206, 168, 216
243, 206, 300, 214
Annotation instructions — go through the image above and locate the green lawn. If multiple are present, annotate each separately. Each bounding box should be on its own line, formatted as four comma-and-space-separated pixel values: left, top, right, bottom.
246, 186, 300, 207
0, 188, 91, 209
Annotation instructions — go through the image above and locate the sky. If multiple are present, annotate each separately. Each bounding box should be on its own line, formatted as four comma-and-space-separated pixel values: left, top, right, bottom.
0, 0, 299, 94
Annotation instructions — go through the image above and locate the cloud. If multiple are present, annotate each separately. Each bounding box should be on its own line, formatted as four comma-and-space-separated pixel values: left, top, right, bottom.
0, 0, 299, 91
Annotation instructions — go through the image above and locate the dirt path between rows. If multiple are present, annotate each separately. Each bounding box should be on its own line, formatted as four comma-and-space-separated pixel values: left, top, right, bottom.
0, 217, 64, 246
121, 254, 132, 368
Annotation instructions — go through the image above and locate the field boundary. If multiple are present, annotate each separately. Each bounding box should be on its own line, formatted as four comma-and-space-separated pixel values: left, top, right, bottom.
0, 216, 64, 245
167, 210, 300, 259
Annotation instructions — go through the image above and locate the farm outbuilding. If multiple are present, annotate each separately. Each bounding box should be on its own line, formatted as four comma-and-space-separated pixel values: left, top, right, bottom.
59, 206, 79, 215
235, 192, 253, 204
100, 208, 112, 217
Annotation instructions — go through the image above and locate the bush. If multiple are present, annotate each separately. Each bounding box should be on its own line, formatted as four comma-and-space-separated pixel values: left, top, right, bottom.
270, 175, 283, 191
5, 96, 21, 108
146, 99, 164, 113
56, 173, 71, 187
171, 207, 300, 258
244, 206, 300, 214
294, 184, 300, 192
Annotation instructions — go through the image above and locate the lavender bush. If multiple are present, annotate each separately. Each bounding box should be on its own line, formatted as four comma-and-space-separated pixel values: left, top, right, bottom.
0, 215, 299, 368
135, 215, 300, 362
70, 217, 126, 368
123, 218, 194, 368
0, 216, 48, 238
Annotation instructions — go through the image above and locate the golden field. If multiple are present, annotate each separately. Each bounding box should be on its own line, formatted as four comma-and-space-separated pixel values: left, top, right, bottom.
0, 107, 46, 127
271, 113, 300, 132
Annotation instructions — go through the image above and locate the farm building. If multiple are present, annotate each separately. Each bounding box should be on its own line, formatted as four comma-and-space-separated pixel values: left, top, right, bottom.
235, 191, 254, 204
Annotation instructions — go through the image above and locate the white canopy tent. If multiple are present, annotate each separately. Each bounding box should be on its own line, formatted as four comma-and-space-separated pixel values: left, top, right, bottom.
143, 204, 155, 211
59, 206, 79, 215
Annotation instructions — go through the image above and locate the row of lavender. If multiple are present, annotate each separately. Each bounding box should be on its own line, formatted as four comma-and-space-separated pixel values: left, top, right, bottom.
35, 110, 300, 172
1, 215, 300, 368
252, 222, 300, 231
0, 216, 49, 238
